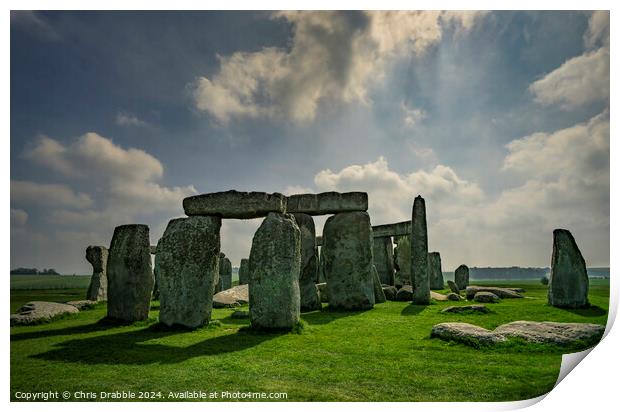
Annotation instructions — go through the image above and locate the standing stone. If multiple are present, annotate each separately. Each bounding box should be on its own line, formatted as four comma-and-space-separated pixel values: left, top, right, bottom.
293, 213, 321, 311
373, 236, 395, 285
238, 258, 249, 285
393, 235, 411, 288
219, 255, 232, 291
372, 265, 387, 303
428, 252, 444, 290
455, 264, 469, 290
249, 213, 301, 329
548, 229, 589, 308
107, 224, 154, 322
85, 246, 108, 301
411, 196, 430, 305
156, 216, 221, 328
323, 211, 375, 310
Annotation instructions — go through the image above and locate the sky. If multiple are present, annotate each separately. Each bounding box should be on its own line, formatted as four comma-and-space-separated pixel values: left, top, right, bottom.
10, 10, 610, 274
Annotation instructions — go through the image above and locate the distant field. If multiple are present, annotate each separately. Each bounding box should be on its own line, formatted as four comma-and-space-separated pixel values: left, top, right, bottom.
10, 275, 91, 290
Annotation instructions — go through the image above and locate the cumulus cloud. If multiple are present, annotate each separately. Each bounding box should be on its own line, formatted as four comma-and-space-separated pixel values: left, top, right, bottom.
401, 101, 427, 127
529, 11, 609, 110
192, 11, 486, 123
11, 180, 93, 209
115, 112, 148, 127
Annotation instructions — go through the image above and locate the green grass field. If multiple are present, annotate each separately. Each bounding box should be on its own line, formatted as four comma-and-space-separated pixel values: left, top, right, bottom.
10, 278, 609, 402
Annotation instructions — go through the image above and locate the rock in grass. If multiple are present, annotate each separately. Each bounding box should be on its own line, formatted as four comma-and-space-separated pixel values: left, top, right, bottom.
11, 301, 79, 326
454, 264, 469, 290
66, 300, 98, 310
249, 212, 301, 329
431, 322, 505, 346
293, 213, 321, 311
383, 286, 398, 301
372, 265, 387, 303
156, 216, 221, 328
107, 224, 154, 322
465, 286, 523, 300
430, 291, 449, 301
395, 285, 414, 301
441, 304, 490, 314
323, 211, 375, 310
446, 293, 462, 301
411, 196, 430, 305
85, 245, 108, 301
428, 252, 444, 290
213, 284, 249, 308
548, 229, 590, 308
447, 280, 460, 295
473, 292, 500, 303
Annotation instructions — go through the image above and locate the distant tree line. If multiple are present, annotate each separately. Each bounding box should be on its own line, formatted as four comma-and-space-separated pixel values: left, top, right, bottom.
10, 268, 60, 275
469, 267, 550, 280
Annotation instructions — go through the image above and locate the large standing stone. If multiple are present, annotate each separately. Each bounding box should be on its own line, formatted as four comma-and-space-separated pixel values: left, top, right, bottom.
107, 224, 154, 322
156, 216, 221, 328
238, 258, 249, 285
428, 252, 444, 290
249, 213, 301, 329
286, 192, 368, 215
373, 236, 395, 285
219, 255, 232, 291
393, 235, 411, 287
183, 190, 286, 219
411, 196, 430, 305
323, 211, 375, 310
548, 229, 589, 308
372, 265, 387, 303
85, 245, 108, 301
454, 264, 469, 290
293, 213, 321, 311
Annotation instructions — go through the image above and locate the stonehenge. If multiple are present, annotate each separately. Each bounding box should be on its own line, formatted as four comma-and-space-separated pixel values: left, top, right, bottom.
293, 213, 321, 312
372, 220, 411, 238
548, 229, 589, 308
454, 264, 469, 290
155, 216, 221, 328
219, 254, 233, 291
238, 258, 249, 285
411, 196, 430, 305
373, 236, 395, 286
393, 235, 411, 288
85, 245, 108, 301
106, 224, 154, 322
184, 191, 287, 219
286, 192, 368, 215
248, 212, 301, 329
428, 252, 444, 290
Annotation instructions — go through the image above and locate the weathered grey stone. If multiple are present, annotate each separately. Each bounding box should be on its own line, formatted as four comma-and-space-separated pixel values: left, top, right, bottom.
66, 300, 98, 310
286, 192, 368, 215
393, 235, 411, 287
441, 304, 490, 314
372, 266, 387, 303
107, 224, 154, 322
156, 216, 221, 328
411, 196, 430, 305
184, 190, 286, 219
548, 229, 589, 308
85, 245, 108, 301
473, 291, 500, 303
428, 252, 444, 290
372, 221, 411, 238
446, 292, 462, 301
238, 258, 249, 285
383, 285, 398, 301
219, 256, 232, 291
395, 285, 414, 301
430, 291, 449, 301
373, 236, 395, 285
293, 213, 321, 311
454, 265, 469, 290
11, 301, 79, 326
447, 280, 460, 294
323, 211, 375, 310
213, 284, 249, 308
465, 286, 523, 300
249, 213, 301, 329
432, 321, 605, 347
316, 282, 329, 303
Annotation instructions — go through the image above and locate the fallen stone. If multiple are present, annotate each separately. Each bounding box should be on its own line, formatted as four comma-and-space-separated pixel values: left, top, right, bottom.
323, 211, 375, 310
371, 221, 411, 238
393, 235, 411, 287
373, 236, 395, 285
466, 286, 523, 300
11, 301, 79, 326
447, 280, 460, 294
454, 264, 469, 290
383, 286, 398, 301
548, 229, 589, 308
411, 196, 430, 305
66, 300, 98, 310
431, 322, 505, 346
473, 291, 500, 303
316, 282, 329, 303
213, 284, 249, 308
441, 304, 490, 314
430, 291, 449, 301
293, 213, 321, 311
446, 293, 462, 301
428, 252, 444, 290
249, 213, 301, 329
85, 245, 108, 301
107, 224, 154, 322
286, 192, 368, 215
372, 265, 387, 303
238, 258, 249, 285
395, 285, 414, 301
507, 288, 525, 293
156, 216, 221, 328
183, 190, 286, 219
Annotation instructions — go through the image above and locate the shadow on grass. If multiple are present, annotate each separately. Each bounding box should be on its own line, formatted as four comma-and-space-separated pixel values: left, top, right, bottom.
301, 307, 367, 325
11, 318, 128, 342
401, 305, 426, 316
31, 324, 283, 365
562, 305, 607, 318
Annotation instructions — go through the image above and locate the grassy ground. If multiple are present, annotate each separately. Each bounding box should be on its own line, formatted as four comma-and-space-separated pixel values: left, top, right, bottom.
10, 275, 91, 290
10, 279, 609, 402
